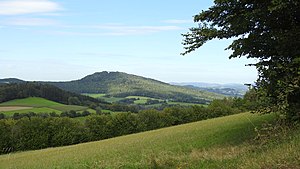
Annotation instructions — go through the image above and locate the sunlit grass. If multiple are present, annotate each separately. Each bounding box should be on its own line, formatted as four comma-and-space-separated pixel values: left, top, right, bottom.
82, 93, 106, 98
0, 97, 63, 107
0, 112, 292, 169
0, 97, 90, 116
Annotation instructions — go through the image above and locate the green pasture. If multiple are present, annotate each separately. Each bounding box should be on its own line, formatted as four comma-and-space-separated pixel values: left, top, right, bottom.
0, 97, 63, 107
0, 97, 91, 116
78, 108, 97, 114
1, 112, 297, 169
126, 96, 162, 104
83, 93, 106, 98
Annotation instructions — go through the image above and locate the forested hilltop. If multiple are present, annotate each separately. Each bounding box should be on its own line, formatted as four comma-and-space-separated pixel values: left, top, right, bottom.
1, 71, 225, 104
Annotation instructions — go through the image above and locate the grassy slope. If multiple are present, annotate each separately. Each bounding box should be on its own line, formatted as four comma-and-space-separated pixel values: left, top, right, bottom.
82, 93, 106, 98
1, 113, 297, 169
0, 97, 63, 107
0, 97, 88, 115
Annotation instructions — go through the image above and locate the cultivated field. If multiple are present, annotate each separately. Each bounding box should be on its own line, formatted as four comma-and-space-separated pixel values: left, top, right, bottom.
0, 106, 33, 112
0, 97, 63, 107
1, 112, 298, 168
0, 97, 90, 116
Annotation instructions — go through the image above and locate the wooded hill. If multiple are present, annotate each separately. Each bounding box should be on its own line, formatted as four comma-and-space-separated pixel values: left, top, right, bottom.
48, 71, 225, 103
1, 72, 224, 104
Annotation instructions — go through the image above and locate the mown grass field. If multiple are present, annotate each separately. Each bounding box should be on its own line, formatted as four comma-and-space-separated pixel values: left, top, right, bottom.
0, 97, 63, 107
1, 112, 298, 168
0, 97, 90, 116
126, 96, 163, 104
82, 93, 106, 98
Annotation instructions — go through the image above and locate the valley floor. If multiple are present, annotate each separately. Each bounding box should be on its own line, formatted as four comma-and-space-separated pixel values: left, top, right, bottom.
0, 112, 299, 169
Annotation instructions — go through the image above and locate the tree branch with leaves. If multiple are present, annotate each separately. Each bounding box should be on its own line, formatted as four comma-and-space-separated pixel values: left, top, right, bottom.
182, 0, 300, 122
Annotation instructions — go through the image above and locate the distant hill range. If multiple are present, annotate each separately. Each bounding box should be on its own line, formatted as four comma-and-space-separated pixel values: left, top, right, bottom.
171, 82, 249, 97
0, 72, 225, 104
0, 78, 25, 84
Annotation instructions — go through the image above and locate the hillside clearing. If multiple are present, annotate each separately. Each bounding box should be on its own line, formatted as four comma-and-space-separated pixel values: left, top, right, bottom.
0, 97, 90, 116
1, 112, 297, 169
0, 106, 33, 112
0, 97, 63, 107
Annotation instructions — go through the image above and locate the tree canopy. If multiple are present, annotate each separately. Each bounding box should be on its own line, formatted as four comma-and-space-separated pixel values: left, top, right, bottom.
182, 0, 300, 121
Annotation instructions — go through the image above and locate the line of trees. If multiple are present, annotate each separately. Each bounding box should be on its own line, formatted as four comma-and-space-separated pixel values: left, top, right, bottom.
0, 98, 242, 154
0, 110, 92, 120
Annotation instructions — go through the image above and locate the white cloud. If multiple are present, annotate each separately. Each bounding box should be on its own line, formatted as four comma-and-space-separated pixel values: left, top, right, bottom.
46, 24, 183, 36
163, 19, 193, 24
5, 17, 59, 26
80, 24, 183, 35
0, 0, 62, 15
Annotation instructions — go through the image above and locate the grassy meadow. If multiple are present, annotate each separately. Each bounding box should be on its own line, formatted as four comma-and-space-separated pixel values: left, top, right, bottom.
1, 112, 298, 168
0, 97, 90, 116
0, 97, 63, 107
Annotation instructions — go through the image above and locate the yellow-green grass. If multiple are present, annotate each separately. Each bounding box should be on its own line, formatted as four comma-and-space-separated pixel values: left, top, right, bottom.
82, 93, 106, 98
126, 96, 162, 104
1, 112, 295, 169
239, 129, 300, 169
100, 97, 124, 103
0, 106, 33, 112
78, 108, 97, 114
126, 96, 158, 100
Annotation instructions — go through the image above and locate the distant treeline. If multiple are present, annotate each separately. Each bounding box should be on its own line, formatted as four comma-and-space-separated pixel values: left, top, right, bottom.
112, 91, 210, 104
0, 97, 254, 154
0, 83, 101, 105
0, 110, 92, 120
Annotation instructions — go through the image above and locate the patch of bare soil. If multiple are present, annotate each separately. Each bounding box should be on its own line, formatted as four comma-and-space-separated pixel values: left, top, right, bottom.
0, 106, 33, 112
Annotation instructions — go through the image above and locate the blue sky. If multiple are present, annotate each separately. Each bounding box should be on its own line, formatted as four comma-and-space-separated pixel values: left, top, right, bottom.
0, 0, 257, 83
